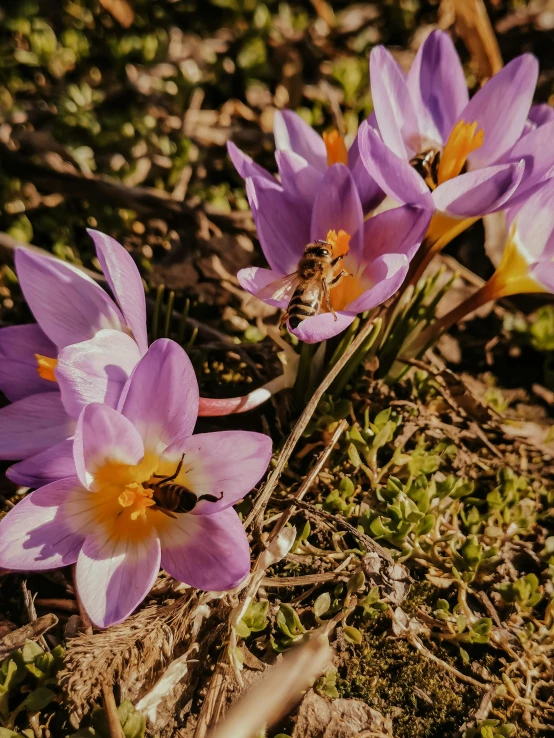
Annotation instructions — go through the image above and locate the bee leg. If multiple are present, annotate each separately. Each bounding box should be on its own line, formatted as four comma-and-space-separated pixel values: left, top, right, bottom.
329, 269, 350, 286
197, 490, 224, 504
331, 254, 344, 267
322, 278, 337, 321
156, 507, 178, 519
152, 453, 186, 484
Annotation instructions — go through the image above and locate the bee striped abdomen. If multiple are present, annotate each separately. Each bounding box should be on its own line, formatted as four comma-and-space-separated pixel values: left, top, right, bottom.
287, 284, 321, 329
153, 483, 197, 515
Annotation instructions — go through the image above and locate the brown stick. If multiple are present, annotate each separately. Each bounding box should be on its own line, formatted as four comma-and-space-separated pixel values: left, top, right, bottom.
0, 141, 253, 232
101, 684, 126, 738
0, 613, 58, 659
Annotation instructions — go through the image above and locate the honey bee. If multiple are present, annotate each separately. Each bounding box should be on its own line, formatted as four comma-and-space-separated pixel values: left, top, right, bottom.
256, 240, 350, 330
409, 148, 441, 188
148, 454, 223, 518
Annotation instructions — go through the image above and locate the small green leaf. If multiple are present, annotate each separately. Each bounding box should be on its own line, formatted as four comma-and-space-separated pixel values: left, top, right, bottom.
17, 686, 56, 712
456, 615, 467, 634
314, 592, 331, 619
346, 570, 365, 596
119, 700, 146, 738
343, 626, 363, 645
235, 621, 251, 639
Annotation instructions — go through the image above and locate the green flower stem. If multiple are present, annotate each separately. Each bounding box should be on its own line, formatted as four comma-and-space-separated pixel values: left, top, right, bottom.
328, 316, 360, 369
331, 318, 382, 398
293, 340, 317, 406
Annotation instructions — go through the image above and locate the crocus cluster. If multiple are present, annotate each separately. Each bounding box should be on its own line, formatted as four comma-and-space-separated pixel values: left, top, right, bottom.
2, 29, 554, 630
229, 30, 554, 342
0, 232, 272, 627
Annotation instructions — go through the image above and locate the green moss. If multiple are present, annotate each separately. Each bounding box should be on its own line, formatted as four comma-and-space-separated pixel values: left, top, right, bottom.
337, 636, 480, 738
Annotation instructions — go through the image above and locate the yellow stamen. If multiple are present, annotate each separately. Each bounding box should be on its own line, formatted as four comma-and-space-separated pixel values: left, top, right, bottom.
87, 454, 193, 541
35, 354, 58, 383
437, 120, 484, 185
323, 229, 365, 311
323, 130, 348, 166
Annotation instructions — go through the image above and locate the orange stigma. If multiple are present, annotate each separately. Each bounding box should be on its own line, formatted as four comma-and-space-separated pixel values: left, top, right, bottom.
323, 130, 348, 166
35, 354, 58, 383
437, 120, 484, 184
325, 229, 350, 258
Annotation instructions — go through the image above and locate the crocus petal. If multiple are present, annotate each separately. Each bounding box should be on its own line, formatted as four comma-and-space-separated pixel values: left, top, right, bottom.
432, 161, 525, 217
159, 506, 250, 591
291, 311, 355, 344
276, 150, 324, 206
76, 532, 161, 628
237, 266, 293, 308
7, 439, 76, 488
347, 254, 409, 313
511, 179, 554, 261
527, 103, 554, 130
56, 329, 142, 420
273, 110, 327, 171
227, 141, 274, 182
310, 164, 364, 263
530, 260, 554, 291
87, 230, 148, 355
73, 403, 145, 488
407, 31, 468, 145
370, 46, 418, 159
161, 430, 272, 515
463, 55, 539, 168
15, 248, 125, 350
348, 131, 385, 213
358, 122, 434, 209
0, 324, 58, 402
118, 339, 199, 453
0, 478, 87, 571
246, 177, 310, 274
503, 121, 554, 194
362, 205, 430, 262
0, 392, 73, 460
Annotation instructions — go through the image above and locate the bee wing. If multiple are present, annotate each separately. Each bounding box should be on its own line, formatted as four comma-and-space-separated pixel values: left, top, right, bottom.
255, 272, 300, 305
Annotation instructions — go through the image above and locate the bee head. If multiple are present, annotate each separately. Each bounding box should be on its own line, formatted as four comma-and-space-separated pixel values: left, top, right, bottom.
310, 240, 332, 258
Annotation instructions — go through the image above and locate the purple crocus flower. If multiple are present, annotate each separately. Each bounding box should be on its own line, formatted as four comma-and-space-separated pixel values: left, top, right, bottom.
416, 178, 554, 347
228, 110, 383, 213
495, 177, 554, 295
0, 230, 147, 486
359, 31, 552, 221
238, 164, 430, 343
0, 339, 272, 628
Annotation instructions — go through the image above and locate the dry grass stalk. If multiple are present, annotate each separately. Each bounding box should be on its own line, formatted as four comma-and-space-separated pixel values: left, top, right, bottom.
269, 417, 349, 540
206, 631, 333, 738
439, 0, 503, 78
97, 0, 135, 28
245, 314, 383, 533
0, 613, 58, 660
61, 591, 200, 720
